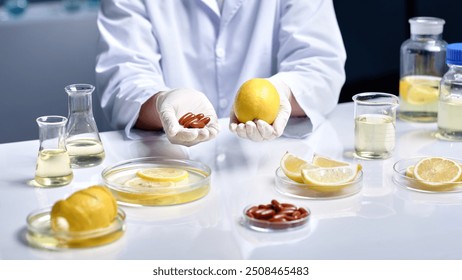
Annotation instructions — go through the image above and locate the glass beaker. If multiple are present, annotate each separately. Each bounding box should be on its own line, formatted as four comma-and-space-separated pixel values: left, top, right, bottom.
35, 116, 73, 187
352, 93, 399, 159
65, 84, 105, 168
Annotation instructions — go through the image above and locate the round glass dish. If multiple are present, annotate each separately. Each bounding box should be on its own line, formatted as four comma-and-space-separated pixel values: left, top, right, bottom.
274, 167, 363, 199
393, 157, 462, 193
26, 208, 126, 250
102, 157, 211, 206
241, 205, 310, 232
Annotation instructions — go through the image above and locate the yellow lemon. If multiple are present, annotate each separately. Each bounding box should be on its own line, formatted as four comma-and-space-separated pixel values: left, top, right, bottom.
414, 157, 462, 186
136, 167, 189, 182
280, 152, 316, 183
233, 78, 280, 124
301, 165, 359, 189
50, 185, 117, 232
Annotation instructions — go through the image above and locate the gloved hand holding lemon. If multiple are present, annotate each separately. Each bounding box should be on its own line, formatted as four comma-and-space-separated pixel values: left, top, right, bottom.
229, 77, 291, 141
50, 185, 118, 232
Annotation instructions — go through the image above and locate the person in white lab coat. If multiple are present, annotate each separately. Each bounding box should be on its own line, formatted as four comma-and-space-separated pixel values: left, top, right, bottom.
96, 0, 346, 146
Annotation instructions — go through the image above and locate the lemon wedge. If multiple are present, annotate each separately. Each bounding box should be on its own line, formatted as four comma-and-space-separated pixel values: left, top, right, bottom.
312, 154, 362, 172
136, 167, 189, 182
301, 165, 359, 187
414, 157, 462, 186
280, 152, 310, 183
405, 165, 415, 178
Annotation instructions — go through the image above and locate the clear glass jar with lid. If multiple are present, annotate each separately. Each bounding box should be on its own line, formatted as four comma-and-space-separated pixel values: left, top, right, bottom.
399, 17, 447, 122
64, 84, 105, 168
437, 43, 462, 141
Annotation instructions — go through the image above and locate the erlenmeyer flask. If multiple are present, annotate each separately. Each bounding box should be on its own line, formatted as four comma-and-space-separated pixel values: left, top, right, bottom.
35, 115, 73, 187
64, 84, 105, 168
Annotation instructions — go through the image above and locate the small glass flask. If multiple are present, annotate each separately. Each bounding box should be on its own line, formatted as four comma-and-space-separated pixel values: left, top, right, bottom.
399, 17, 447, 123
35, 116, 73, 187
437, 43, 462, 141
64, 84, 105, 168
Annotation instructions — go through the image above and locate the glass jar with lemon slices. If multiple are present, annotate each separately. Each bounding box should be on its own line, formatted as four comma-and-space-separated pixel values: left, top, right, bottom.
399, 17, 447, 122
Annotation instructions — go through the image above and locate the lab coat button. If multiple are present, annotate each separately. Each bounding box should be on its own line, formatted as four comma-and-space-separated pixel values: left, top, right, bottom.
216, 48, 225, 58
219, 98, 228, 108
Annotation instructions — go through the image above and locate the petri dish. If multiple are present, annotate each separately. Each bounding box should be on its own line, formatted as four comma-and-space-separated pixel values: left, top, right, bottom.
241, 205, 310, 232
102, 157, 211, 206
393, 157, 462, 193
26, 208, 126, 250
274, 167, 363, 199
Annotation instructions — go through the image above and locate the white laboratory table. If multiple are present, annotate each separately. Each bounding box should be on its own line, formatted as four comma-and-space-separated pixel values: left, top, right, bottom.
1, 102, 462, 260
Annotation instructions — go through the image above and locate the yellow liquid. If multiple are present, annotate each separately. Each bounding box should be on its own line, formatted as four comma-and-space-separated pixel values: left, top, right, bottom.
437, 99, 462, 140
355, 114, 395, 159
66, 138, 105, 168
399, 75, 440, 122
35, 149, 73, 187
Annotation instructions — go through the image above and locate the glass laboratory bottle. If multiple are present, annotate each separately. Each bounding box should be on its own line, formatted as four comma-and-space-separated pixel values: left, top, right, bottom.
64, 84, 105, 168
35, 116, 73, 187
399, 17, 447, 122
437, 43, 462, 141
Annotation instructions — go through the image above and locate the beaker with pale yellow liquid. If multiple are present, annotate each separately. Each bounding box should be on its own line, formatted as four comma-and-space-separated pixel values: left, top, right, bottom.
352, 93, 399, 159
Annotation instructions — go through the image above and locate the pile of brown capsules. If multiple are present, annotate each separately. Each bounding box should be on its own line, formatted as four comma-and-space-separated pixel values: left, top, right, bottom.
179, 112, 210, 128
245, 199, 309, 223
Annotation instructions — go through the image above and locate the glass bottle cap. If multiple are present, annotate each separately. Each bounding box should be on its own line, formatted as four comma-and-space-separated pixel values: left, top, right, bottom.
447, 43, 462, 65
409, 17, 445, 35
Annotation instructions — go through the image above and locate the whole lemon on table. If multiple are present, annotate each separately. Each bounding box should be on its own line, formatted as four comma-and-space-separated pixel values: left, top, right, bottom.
50, 185, 118, 232
233, 78, 280, 124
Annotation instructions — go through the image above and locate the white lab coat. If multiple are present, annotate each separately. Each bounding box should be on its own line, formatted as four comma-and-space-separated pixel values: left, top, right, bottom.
96, 0, 346, 138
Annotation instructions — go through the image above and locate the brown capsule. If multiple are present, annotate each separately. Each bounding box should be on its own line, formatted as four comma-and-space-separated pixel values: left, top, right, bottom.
284, 215, 296, 221
254, 209, 275, 220
246, 206, 258, 215
189, 120, 206, 128
271, 213, 287, 220
299, 212, 309, 218
179, 112, 195, 125
273, 203, 283, 213
292, 210, 301, 219
279, 208, 295, 215
258, 204, 267, 209
195, 113, 205, 119
201, 117, 211, 126
269, 217, 287, 222
281, 203, 296, 208
299, 207, 308, 214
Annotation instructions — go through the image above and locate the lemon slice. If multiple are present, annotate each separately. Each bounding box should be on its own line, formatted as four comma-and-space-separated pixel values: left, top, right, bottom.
405, 165, 415, 178
301, 165, 359, 187
136, 167, 189, 182
125, 177, 175, 188
414, 157, 462, 186
312, 154, 362, 172
406, 84, 439, 105
280, 152, 311, 183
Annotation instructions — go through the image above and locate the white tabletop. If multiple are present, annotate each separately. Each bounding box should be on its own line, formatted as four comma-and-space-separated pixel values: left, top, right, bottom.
1, 102, 462, 260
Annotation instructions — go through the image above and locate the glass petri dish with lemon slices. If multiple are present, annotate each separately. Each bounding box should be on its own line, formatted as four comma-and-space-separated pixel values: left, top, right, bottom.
393, 156, 462, 193
101, 157, 211, 206
275, 153, 363, 199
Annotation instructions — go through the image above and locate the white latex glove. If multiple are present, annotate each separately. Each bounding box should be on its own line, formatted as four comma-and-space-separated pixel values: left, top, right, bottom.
156, 89, 219, 146
229, 77, 292, 141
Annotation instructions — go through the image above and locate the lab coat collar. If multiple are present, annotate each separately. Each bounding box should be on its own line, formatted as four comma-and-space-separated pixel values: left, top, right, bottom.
200, 0, 244, 25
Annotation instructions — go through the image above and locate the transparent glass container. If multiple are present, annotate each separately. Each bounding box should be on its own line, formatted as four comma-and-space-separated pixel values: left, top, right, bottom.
399, 17, 447, 122
64, 84, 105, 168
437, 43, 462, 141
35, 116, 73, 187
